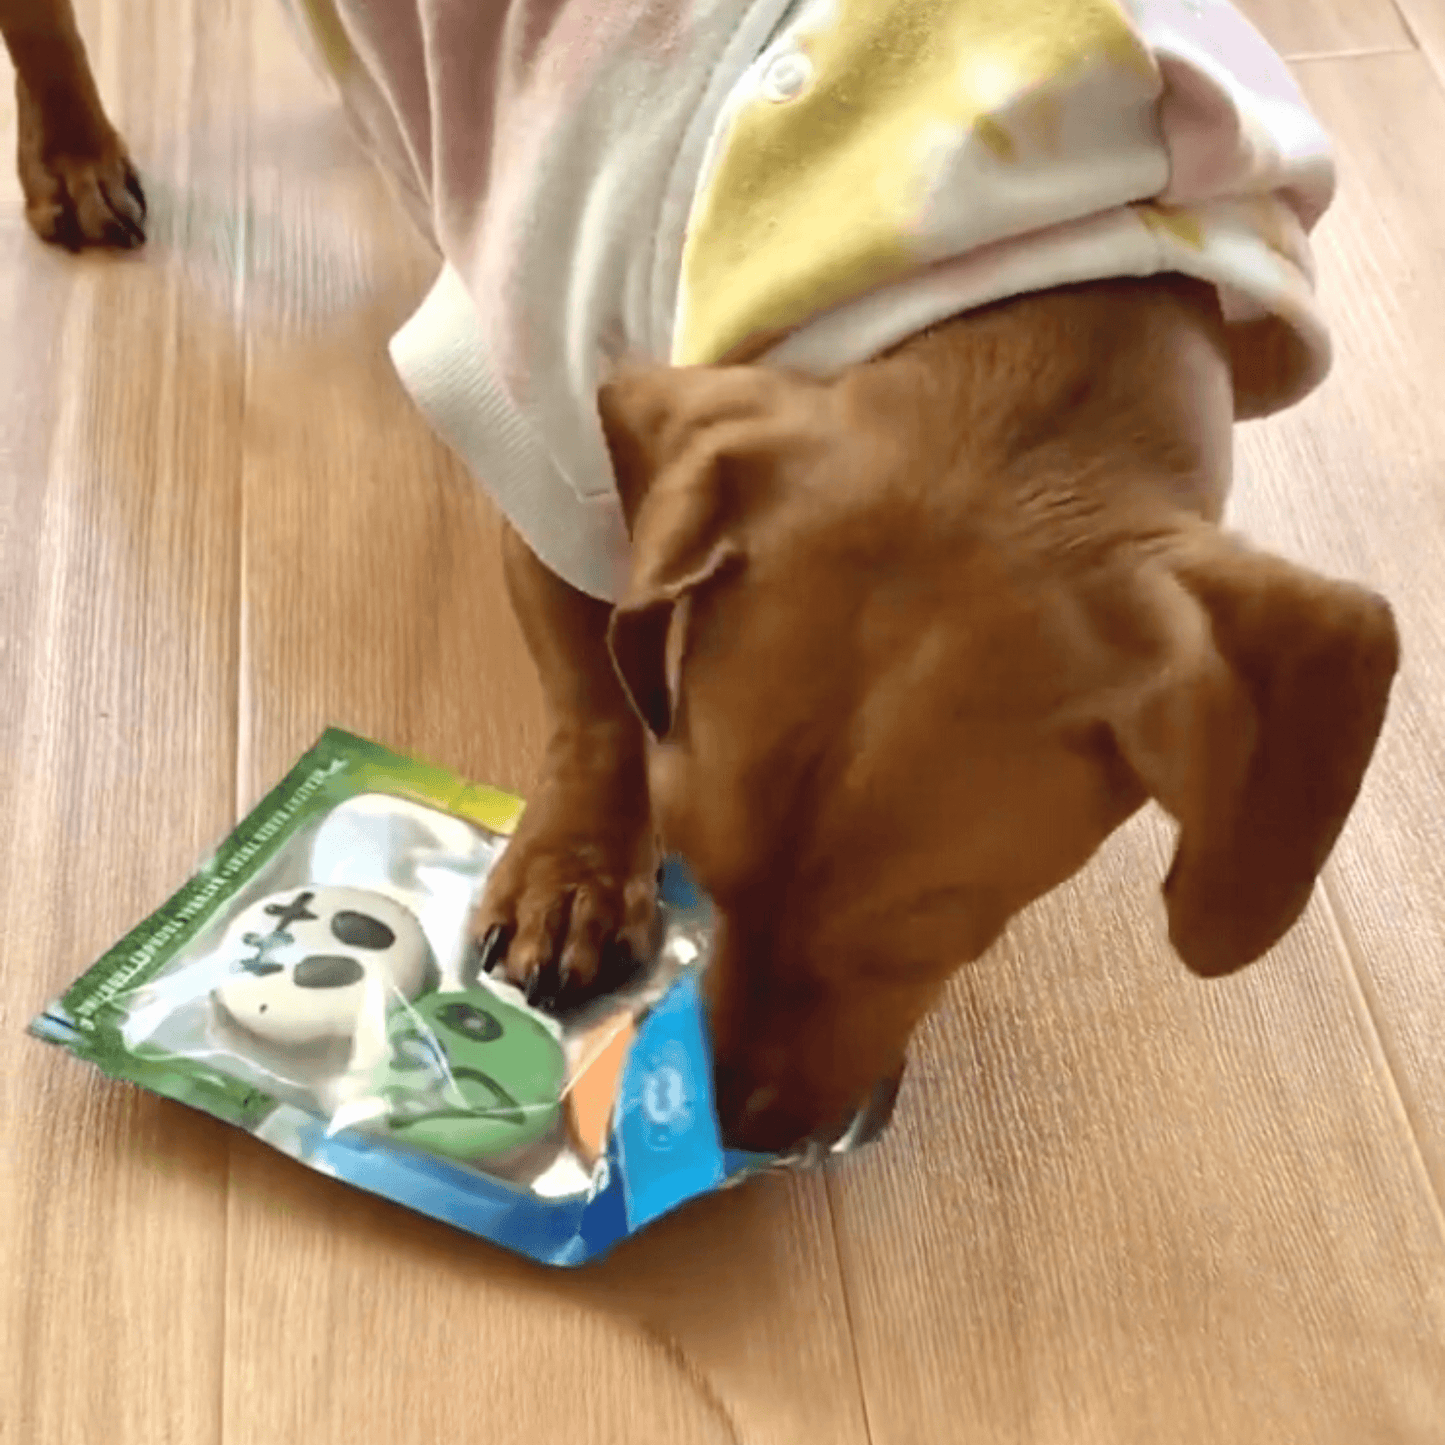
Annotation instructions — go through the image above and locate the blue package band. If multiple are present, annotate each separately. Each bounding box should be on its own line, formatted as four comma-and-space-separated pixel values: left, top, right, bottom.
616, 970, 727, 1230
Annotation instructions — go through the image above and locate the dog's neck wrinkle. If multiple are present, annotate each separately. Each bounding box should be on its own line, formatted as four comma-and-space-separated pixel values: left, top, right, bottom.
881, 326, 1165, 467
985, 467, 1184, 576
861, 285, 1230, 537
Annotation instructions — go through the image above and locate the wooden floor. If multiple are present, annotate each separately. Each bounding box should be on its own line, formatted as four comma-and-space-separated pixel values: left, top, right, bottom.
3, 2, 1444, 1441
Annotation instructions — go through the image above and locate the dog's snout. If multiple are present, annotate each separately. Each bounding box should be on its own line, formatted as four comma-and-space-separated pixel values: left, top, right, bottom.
719, 1079, 780, 1145
712, 1059, 803, 1152
713, 1053, 910, 1155
712, 1056, 857, 1154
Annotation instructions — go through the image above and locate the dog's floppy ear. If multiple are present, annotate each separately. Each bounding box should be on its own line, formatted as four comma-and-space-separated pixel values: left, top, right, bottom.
597, 365, 775, 738
1109, 527, 1399, 977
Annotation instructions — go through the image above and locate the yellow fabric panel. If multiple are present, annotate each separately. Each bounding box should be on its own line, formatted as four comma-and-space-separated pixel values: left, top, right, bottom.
676, 0, 1157, 366
293, 0, 358, 81
1137, 203, 1206, 251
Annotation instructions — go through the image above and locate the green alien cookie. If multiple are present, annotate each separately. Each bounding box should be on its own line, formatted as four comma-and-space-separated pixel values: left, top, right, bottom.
372, 987, 565, 1161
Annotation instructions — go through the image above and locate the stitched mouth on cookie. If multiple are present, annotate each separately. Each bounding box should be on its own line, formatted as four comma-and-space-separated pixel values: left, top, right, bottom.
382, 1068, 527, 1127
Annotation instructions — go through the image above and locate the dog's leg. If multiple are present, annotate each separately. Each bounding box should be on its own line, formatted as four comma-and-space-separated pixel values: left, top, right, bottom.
1, 0, 145, 247
470, 520, 658, 1012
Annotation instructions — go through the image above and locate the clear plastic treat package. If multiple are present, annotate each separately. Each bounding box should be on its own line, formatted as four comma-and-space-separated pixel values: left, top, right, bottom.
29, 729, 897, 1265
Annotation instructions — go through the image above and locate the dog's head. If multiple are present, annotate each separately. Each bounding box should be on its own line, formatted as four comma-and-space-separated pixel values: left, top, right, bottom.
598, 301, 1398, 1153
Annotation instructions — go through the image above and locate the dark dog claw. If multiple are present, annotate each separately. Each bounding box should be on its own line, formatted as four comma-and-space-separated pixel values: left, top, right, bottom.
525, 954, 562, 1011
125, 163, 147, 218
476, 924, 510, 976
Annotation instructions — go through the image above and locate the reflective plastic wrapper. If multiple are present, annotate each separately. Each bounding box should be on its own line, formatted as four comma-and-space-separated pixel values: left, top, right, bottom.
28, 729, 897, 1265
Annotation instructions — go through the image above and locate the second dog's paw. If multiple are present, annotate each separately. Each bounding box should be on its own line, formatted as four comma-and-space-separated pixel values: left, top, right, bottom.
23, 143, 147, 250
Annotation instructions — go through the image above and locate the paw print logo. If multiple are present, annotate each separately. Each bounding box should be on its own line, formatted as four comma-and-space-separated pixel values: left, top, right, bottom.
642, 1066, 686, 1126
634, 1042, 694, 1151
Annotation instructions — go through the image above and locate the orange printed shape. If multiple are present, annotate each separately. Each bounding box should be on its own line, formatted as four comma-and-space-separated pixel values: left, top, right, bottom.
565, 1016, 637, 1164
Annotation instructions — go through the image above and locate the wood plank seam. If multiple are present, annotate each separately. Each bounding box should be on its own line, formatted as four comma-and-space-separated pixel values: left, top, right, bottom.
1320, 871, 1445, 1247
633, 1319, 747, 1444
1388, 0, 1423, 51
225, 6, 255, 1431
1289, 46, 1418, 61
824, 1174, 885, 1445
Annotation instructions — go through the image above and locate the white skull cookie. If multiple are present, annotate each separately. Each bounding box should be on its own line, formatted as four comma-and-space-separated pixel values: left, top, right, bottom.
211, 886, 431, 1054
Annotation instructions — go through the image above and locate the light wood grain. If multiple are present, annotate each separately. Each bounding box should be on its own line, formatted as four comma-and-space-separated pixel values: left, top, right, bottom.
1231, 50, 1445, 1196
5, 5, 1445, 1445
0, 1, 243, 1440
828, 817, 1445, 1443
1237, 0, 1412, 57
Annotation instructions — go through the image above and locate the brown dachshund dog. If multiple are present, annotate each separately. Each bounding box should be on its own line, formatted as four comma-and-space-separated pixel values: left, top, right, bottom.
2, 0, 143, 247
8, 3, 1399, 1154
472, 278, 1398, 1150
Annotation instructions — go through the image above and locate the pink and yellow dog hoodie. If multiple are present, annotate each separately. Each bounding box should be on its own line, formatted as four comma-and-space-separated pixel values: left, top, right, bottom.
283, 0, 1335, 600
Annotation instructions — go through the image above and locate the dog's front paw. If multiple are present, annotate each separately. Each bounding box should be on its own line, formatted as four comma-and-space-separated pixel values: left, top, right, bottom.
470, 747, 659, 1015
22, 142, 146, 250
17, 83, 146, 249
